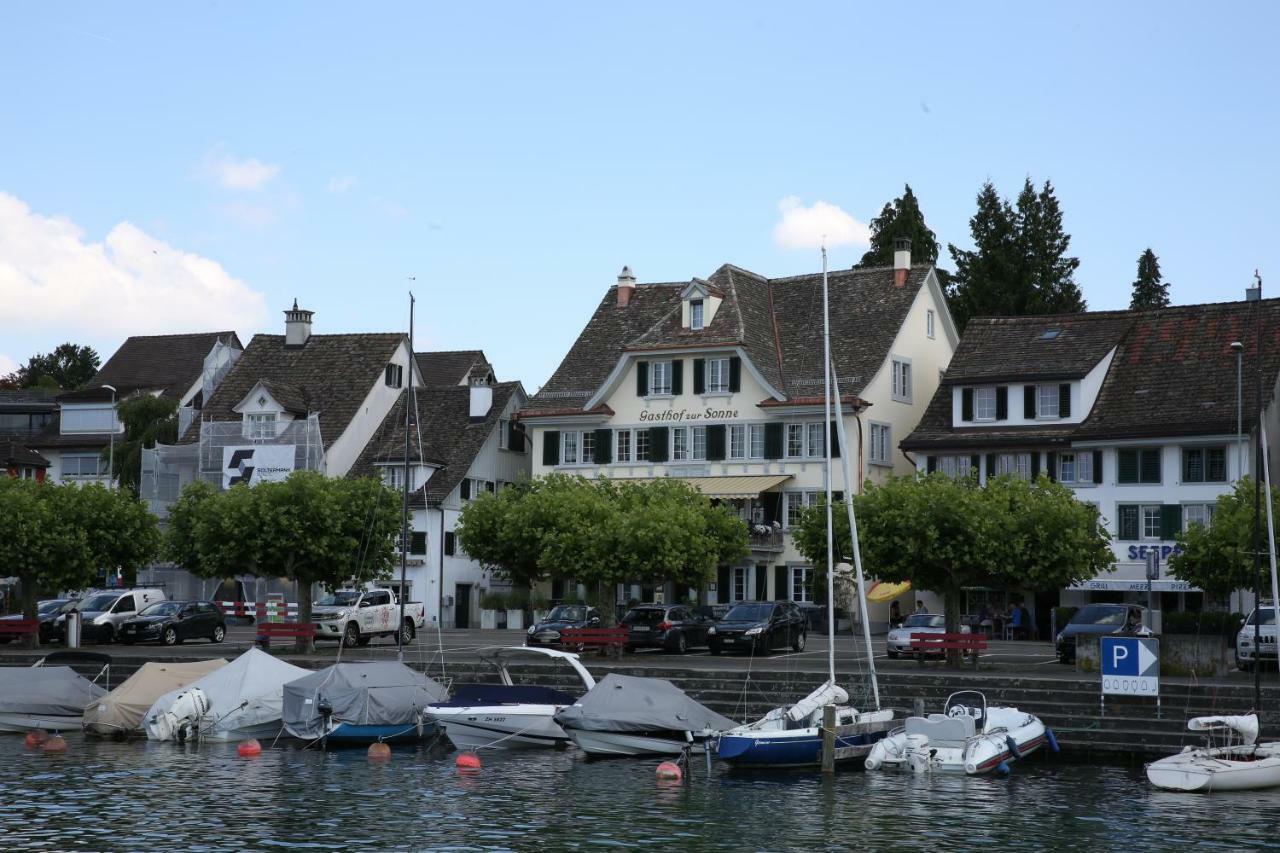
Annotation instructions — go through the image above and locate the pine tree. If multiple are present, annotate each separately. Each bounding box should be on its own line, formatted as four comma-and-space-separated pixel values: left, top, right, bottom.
856, 184, 940, 268
946, 182, 1021, 328
1129, 248, 1170, 309
1018, 179, 1085, 314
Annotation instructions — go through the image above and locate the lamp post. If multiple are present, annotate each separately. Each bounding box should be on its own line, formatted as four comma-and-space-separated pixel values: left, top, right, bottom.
102, 384, 117, 488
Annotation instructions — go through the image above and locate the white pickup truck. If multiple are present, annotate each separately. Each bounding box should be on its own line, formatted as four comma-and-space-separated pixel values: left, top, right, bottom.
311, 588, 426, 647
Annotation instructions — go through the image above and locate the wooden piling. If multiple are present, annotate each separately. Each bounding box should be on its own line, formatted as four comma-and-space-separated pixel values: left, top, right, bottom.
821, 704, 836, 774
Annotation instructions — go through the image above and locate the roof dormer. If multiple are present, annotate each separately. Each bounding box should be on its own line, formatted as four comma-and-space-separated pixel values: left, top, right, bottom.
680, 280, 722, 330
233, 380, 306, 439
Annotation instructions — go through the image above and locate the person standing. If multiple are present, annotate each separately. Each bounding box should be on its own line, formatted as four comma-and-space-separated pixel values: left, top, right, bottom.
889, 600, 902, 629
1009, 601, 1024, 640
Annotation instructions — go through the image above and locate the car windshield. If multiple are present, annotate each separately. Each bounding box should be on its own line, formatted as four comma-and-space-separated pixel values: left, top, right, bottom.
1246, 608, 1278, 626
547, 605, 586, 622
724, 604, 774, 622
140, 602, 182, 617
1070, 605, 1128, 626
903, 614, 945, 628
58, 600, 84, 614
316, 591, 361, 607
79, 594, 118, 612
38, 601, 68, 616
624, 609, 667, 625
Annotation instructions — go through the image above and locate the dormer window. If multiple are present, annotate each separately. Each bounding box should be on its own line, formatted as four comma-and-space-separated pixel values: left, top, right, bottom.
385, 364, 404, 388
246, 412, 278, 439
690, 299, 705, 330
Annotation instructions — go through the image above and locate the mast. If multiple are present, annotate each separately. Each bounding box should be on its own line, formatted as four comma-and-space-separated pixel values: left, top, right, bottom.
1262, 420, 1278, 656
398, 292, 415, 663
821, 246, 836, 685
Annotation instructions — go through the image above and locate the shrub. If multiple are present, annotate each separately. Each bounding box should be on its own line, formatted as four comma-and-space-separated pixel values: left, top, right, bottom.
479, 591, 508, 611
1161, 610, 1243, 638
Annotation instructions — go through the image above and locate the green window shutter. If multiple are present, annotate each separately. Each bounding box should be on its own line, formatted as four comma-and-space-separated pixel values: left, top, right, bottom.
1117, 449, 1138, 483
593, 429, 613, 464
761, 492, 782, 525
717, 566, 731, 599
671, 360, 683, 395
706, 425, 726, 461
764, 423, 784, 459
1161, 504, 1182, 539
648, 426, 669, 462
1118, 505, 1139, 541
460, 478, 471, 500
1046, 452, 1057, 482
833, 490, 844, 503
971, 454, 981, 476
1059, 384, 1071, 418
636, 361, 649, 397
986, 453, 997, 479
829, 421, 841, 458
1140, 449, 1161, 483
1093, 450, 1104, 483
444, 532, 456, 556
755, 567, 767, 601
961, 388, 974, 422
926, 455, 937, 474
1031, 452, 1041, 479
542, 430, 561, 466
693, 359, 706, 394
774, 565, 788, 601
995, 386, 1008, 420
1024, 385, 1036, 419
729, 357, 741, 392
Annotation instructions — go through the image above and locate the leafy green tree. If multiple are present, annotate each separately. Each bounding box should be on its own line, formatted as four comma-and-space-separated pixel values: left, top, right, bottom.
13, 343, 101, 390
856, 184, 940, 268
1129, 248, 1170, 309
1170, 478, 1278, 598
108, 395, 179, 496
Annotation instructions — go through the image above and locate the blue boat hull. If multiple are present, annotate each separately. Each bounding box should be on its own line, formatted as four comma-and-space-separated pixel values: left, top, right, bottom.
717, 726, 888, 768
325, 721, 438, 745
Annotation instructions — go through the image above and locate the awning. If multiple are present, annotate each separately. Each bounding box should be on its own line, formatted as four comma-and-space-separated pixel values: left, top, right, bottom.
866, 580, 912, 603
613, 474, 792, 499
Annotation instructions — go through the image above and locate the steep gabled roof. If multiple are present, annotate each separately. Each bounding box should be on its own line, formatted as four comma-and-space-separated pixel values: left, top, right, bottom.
940, 313, 1134, 385
0, 439, 50, 469
59, 331, 241, 402
416, 350, 491, 387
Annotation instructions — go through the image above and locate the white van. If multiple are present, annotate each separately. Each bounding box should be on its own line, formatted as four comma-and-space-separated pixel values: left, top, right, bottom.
1235, 601, 1277, 671
55, 588, 167, 644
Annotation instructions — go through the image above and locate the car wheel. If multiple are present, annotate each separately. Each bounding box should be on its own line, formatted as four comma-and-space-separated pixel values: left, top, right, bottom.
211, 624, 226, 643
162, 627, 179, 646
757, 639, 772, 657
342, 622, 361, 648
357, 636, 372, 647
792, 630, 806, 652
673, 633, 688, 655
99, 625, 115, 644
887, 648, 899, 659
399, 620, 415, 645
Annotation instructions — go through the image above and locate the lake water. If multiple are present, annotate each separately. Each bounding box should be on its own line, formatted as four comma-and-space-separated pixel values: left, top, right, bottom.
2, 735, 1278, 851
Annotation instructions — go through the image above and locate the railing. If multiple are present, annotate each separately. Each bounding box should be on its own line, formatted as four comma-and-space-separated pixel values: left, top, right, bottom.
747, 528, 785, 552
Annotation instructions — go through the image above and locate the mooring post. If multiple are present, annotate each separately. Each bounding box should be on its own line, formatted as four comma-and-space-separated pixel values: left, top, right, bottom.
821, 704, 836, 774
913, 697, 925, 718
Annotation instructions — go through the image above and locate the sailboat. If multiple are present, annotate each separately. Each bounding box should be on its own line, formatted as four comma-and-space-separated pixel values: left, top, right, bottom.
715, 247, 894, 769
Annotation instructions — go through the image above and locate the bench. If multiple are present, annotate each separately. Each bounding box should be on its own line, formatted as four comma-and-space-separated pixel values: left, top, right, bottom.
0, 619, 39, 643
255, 621, 317, 650
559, 627, 629, 658
910, 632, 988, 669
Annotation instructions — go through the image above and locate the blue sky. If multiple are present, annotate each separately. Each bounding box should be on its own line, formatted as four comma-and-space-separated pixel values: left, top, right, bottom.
1, 2, 1276, 390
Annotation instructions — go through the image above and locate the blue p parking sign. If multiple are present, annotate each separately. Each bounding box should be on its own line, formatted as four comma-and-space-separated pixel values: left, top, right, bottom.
1101, 636, 1159, 697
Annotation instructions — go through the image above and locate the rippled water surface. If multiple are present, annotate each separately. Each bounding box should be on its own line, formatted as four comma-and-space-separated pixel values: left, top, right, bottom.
3, 735, 1279, 851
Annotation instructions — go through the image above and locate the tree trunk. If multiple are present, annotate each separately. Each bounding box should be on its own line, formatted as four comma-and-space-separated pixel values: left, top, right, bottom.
944, 589, 962, 668
20, 577, 39, 650
296, 582, 314, 654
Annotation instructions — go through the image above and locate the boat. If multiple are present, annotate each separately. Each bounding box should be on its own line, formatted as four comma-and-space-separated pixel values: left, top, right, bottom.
144, 648, 310, 742
282, 661, 448, 745
426, 646, 596, 750
0, 664, 107, 733
865, 690, 1051, 774
1146, 715, 1280, 792
715, 244, 894, 770
553, 672, 737, 757
84, 658, 227, 737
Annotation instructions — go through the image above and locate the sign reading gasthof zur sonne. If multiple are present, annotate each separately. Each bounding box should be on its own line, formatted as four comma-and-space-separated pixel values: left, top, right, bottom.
1100, 636, 1159, 697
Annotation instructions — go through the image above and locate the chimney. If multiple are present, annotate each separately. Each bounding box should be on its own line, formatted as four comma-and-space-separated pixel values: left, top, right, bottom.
616, 265, 636, 307
284, 299, 314, 347
468, 364, 493, 420
893, 238, 912, 288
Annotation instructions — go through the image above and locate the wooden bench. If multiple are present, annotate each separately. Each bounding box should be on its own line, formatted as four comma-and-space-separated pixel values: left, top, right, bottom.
559, 627, 629, 658
910, 632, 988, 669
0, 619, 39, 643
255, 621, 317, 650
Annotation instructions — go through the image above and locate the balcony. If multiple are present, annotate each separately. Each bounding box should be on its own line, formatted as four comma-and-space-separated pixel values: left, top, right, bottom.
747, 526, 785, 552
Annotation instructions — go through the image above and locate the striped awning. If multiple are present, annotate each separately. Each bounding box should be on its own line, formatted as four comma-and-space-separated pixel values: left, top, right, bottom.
614, 474, 792, 499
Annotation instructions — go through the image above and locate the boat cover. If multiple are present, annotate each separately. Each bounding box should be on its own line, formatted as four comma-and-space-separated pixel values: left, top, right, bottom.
83, 659, 226, 734
143, 648, 310, 740
1189, 714, 1259, 745
553, 673, 736, 734
0, 666, 105, 715
786, 681, 850, 722
281, 662, 449, 739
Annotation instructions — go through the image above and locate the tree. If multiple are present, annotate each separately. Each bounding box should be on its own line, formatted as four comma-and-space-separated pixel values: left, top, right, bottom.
856, 184, 940, 268
109, 395, 179, 496
13, 343, 100, 390
1129, 248, 1170, 309
1169, 478, 1279, 598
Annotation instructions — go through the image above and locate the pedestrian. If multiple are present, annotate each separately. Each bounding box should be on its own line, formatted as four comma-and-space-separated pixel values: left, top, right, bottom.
915, 600, 927, 615
889, 600, 901, 628
1009, 600, 1024, 640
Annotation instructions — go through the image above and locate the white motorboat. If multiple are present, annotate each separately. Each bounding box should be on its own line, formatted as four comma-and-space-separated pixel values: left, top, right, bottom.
1146, 715, 1280, 792
428, 647, 596, 750
866, 691, 1053, 775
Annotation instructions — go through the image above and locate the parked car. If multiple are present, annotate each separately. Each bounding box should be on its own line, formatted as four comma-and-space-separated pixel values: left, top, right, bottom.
1055, 604, 1150, 664
1235, 602, 1277, 671
39, 599, 84, 643
525, 604, 601, 647
885, 613, 971, 659
707, 601, 807, 655
0, 599, 68, 644
311, 587, 427, 647
622, 605, 712, 653
118, 600, 227, 646
47, 588, 168, 644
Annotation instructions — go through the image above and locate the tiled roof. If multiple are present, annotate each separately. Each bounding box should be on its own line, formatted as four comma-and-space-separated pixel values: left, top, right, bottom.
940, 313, 1134, 385
59, 332, 241, 401
183, 333, 404, 446
24, 416, 111, 451
349, 381, 523, 506
523, 263, 930, 415
0, 440, 50, 468
416, 350, 491, 387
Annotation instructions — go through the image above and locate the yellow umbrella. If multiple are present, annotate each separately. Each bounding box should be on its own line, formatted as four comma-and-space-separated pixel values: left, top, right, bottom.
866, 580, 912, 603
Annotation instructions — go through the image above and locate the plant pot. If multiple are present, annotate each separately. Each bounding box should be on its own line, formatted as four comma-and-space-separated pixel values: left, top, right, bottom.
480, 609, 498, 630
505, 609, 525, 631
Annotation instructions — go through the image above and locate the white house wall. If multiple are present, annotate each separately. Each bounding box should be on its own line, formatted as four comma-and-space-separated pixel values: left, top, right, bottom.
325, 339, 418, 477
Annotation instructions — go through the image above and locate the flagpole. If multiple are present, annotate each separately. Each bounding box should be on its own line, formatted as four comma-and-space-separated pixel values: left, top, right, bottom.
821, 245, 836, 686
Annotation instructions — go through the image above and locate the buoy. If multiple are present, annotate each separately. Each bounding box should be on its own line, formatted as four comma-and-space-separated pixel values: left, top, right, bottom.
655, 761, 683, 782
1045, 728, 1060, 754
24, 730, 48, 749
42, 734, 68, 753
455, 751, 482, 770
367, 742, 392, 761
1005, 735, 1023, 761
237, 739, 263, 757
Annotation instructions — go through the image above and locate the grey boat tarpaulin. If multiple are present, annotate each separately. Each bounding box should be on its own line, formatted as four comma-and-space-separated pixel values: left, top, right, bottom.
0, 667, 106, 716
84, 659, 227, 735
281, 662, 449, 739
553, 673, 736, 734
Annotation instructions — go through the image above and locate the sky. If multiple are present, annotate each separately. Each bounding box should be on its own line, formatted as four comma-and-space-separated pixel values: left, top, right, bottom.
0, 2, 1276, 390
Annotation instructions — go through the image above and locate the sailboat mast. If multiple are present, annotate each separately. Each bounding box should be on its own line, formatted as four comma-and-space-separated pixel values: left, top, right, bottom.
1262, 421, 1279, 644
398, 292, 415, 664
821, 246, 836, 685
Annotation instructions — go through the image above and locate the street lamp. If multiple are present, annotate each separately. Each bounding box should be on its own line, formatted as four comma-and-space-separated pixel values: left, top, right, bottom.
101, 384, 117, 488
1232, 342, 1244, 482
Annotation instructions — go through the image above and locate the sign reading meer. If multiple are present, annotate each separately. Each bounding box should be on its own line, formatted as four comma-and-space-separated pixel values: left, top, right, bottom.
222, 445, 296, 488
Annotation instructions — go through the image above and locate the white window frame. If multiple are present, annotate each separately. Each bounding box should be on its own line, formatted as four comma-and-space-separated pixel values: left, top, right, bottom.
706, 358, 730, 393
785, 492, 806, 529
806, 422, 825, 458
729, 425, 746, 460
672, 426, 689, 461
650, 361, 673, 396
974, 387, 997, 422
383, 466, 405, 491
731, 567, 749, 602
581, 430, 595, 463
995, 452, 1032, 480
1037, 385, 1060, 419
1141, 505, 1162, 541
635, 428, 650, 461
791, 567, 812, 603
1058, 451, 1093, 485
891, 357, 912, 403
692, 426, 707, 461
498, 419, 509, 450
616, 429, 632, 463
246, 412, 277, 440
690, 299, 705, 330
749, 424, 766, 459
926, 309, 935, 339
61, 453, 107, 479
868, 421, 891, 466
937, 455, 972, 478
562, 431, 580, 465
786, 424, 805, 458
1183, 503, 1215, 529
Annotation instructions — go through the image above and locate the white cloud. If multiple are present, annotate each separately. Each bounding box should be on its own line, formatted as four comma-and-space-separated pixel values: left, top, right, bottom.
327, 175, 359, 193
203, 152, 280, 190
0, 192, 269, 341
0, 352, 16, 376
772, 196, 871, 250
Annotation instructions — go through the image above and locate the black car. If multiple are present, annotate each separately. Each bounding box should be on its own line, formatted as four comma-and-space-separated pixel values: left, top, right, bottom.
622, 605, 712, 654
119, 600, 227, 646
39, 598, 85, 643
1055, 604, 1150, 663
708, 601, 807, 655
526, 604, 601, 647
0, 599, 68, 644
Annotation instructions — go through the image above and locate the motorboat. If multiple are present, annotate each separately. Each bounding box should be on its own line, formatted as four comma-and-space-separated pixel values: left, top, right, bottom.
144, 648, 310, 742
1146, 715, 1280, 792
84, 659, 227, 737
427, 646, 596, 750
553, 672, 736, 757
282, 661, 448, 745
865, 691, 1053, 775
0, 658, 108, 733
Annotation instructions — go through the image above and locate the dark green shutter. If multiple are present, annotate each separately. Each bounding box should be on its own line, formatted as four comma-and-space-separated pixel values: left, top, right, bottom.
706, 425, 726, 461
1030, 453, 1041, 479
693, 359, 706, 394
755, 567, 767, 601
671, 360, 683, 395
593, 429, 612, 464
962, 388, 974, 422
1160, 504, 1182, 539
764, 423, 784, 459
830, 421, 840, 458
1093, 450, 1104, 483
986, 453, 997, 479
1046, 452, 1057, 482
1024, 385, 1036, 419
1118, 505, 1139, 541
729, 357, 741, 392
775, 566, 788, 601
444, 532, 456, 556
648, 426, 669, 462
833, 490, 844, 503
1059, 384, 1071, 418
460, 478, 471, 499
636, 361, 649, 397
717, 566, 731, 600
970, 454, 981, 475
542, 430, 560, 466
1117, 449, 1138, 483
761, 492, 782, 525
1141, 449, 1161, 483
995, 386, 1008, 421
926, 455, 937, 474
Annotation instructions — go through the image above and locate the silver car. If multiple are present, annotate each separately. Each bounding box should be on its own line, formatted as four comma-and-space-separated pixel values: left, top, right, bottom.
886, 613, 970, 658
1236, 603, 1278, 671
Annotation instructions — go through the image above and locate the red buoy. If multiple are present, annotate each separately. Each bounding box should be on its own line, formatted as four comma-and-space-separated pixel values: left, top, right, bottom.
655, 761, 683, 781
367, 742, 392, 761
455, 751, 482, 771
237, 739, 263, 757
24, 730, 48, 749
42, 734, 68, 754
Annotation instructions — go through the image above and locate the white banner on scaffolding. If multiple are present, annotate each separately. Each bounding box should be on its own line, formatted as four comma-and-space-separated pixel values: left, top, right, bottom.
222, 445, 296, 488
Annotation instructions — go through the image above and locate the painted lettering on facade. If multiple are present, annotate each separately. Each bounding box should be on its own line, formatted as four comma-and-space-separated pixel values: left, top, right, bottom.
1125, 544, 1183, 561
637, 407, 740, 423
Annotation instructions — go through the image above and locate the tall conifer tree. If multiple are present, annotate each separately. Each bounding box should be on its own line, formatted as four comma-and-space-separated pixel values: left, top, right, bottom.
1129, 248, 1170, 309
856, 184, 940, 268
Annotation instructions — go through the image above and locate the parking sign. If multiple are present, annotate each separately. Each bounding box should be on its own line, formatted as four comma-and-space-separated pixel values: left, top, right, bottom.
1101, 636, 1159, 697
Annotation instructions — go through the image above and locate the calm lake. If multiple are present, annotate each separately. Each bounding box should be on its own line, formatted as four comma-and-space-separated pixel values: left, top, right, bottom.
2, 736, 1278, 851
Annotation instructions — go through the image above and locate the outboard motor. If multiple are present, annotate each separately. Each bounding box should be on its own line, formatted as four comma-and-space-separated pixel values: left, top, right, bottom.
158, 688, 211, 743
904, 733, 931, 773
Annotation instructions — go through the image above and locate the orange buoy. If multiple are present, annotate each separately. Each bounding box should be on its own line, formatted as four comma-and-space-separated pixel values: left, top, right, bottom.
455, 751, 482, 770
24, 730, 48, 749
237, 739, 263, 757
42, 734, 68, 754
655, 761, 683, 781
367, 742, 392, 761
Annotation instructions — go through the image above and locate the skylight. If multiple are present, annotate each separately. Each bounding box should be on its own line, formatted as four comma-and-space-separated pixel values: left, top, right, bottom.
1040, 329, 1062, 340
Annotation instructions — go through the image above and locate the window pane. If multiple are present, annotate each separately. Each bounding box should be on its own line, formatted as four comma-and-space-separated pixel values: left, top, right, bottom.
692, 426, 706, 460
1059, 453, 1075, 483
1183, 448, 1203, 483
563, 432, 579, 465
806, 423, 824, 457
651, 361, 671, 395
672, 427, 688, 461
786, 493, 804, 527
1038, 385, 1059, 418
582, 431, 595, 461
636, 429, 649, 459
1142, 506, 1162, 539
1140, 449, 1161, 483
1077, 452, 1093, 484
787, 424, 804, 457
975, 388, 996, 420
729, 425, 745, 459
708, 358, 729, 393
691, 300, 704, 329
749, 425, 765, 458
1118, 505, 1139, 540
1207, 448, 1226, 482
617, 430, 631, 462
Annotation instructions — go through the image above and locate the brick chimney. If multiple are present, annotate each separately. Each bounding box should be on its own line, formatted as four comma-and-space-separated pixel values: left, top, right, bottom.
616, 265, 636, 307
284, 299, 314, 347
893, 238, 912, 288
